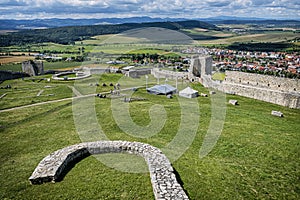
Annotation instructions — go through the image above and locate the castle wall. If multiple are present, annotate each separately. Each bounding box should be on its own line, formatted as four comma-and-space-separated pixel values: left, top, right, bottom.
125, 68, 152, 78
222, 82, 300, 108
224, 71, 300, 93
189, 55, 212, 82
220, 71, 300, 109
151, 68, 188, 79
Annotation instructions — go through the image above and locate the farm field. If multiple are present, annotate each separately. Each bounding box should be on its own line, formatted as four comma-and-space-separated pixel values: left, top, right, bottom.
0, 73, 299, 199
199, 31, 300, 45
0, 56, 35, 64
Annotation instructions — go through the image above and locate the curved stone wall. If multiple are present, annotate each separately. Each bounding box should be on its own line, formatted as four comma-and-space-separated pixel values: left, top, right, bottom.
52, 71, 90, 81
29, 141, 189, 200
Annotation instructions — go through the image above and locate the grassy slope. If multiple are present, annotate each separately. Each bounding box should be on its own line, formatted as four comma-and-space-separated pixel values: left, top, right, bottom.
0, 74, 299, 199
0, 61, 83, 72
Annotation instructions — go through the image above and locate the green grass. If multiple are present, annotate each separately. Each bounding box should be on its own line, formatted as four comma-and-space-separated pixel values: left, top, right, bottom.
0, 61, 84, 72
0, 73, 299, 199
43, 61, 83, 70
127, 48, 166, 54
0, 63, 22, 72
212, 72, 226, 81
0, 76, 74, 109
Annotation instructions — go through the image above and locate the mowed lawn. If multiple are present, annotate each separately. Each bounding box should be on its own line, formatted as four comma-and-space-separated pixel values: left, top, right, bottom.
0, 74, 299, 199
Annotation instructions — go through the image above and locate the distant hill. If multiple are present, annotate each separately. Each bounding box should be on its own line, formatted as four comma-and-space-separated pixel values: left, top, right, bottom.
0, 17, 187, 30
199, 17, 300, 28
0, 20, 220, 46
1, 16, 299, 31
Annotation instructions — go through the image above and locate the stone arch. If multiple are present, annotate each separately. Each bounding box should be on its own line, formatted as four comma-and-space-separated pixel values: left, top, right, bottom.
29, 141, 189, 200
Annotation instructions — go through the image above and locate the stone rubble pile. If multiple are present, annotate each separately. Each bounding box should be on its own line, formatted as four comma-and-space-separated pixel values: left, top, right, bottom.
29, 141, 189, 200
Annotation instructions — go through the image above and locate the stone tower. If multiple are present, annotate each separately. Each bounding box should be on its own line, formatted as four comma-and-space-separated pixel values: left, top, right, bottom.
22, 60, 44, 76
188, 55, 212, 81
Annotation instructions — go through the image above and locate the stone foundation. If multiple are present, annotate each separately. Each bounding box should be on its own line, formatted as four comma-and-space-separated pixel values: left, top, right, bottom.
29, 141, 189, 200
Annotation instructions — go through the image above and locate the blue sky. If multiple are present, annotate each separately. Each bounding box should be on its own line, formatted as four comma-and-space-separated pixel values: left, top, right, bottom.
0, 0, 299, 20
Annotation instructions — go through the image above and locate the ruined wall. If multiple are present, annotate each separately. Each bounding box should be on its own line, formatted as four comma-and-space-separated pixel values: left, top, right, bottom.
151, 68, 188, 79
125, 68, 152, 78
224, 71, 300, 93
29, 141, 189, 200
22, 60, 44, 76
221, 71, 300, 109
190, 55, 300, 109
222, 82, 300, 108
189, 55, 212, 81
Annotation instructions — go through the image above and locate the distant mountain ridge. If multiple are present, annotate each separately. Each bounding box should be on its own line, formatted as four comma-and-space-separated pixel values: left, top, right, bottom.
1, 16, 299, 30
0, 16, 186, 30
0, 20, 220, 46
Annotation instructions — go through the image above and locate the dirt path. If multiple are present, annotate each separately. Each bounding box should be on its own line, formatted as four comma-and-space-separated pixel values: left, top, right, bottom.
0, 86, 142, 113
67, 85, 82, 97
0, 94, 94, 113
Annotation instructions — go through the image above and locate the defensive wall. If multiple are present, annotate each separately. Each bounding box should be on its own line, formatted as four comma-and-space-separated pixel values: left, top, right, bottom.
189, 55, 300, 109
29, 141, 189, 200
221, 71, 300, 109
201, 70, 300, 109
124, 68, 152, 78
224, 71, 300, 93
151, 68, 188, 80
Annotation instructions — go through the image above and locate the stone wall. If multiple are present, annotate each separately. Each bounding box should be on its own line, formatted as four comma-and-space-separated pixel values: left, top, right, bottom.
29, 141, 189, 200
201, 71, 300, 109
189, 55, 212, 81
86, 67, 110, 75
189, 55, 300, 109
224, 71, 300, 93
22, 60, 44, 76
151, 68, 189, 80
221, 71, 300, 109
124, 68, 152, 78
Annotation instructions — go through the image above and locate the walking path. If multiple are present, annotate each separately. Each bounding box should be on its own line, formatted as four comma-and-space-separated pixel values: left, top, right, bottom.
0, 86, 143, 113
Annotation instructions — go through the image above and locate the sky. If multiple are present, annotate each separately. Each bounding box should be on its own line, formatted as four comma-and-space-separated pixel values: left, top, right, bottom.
0, 0, 299, 20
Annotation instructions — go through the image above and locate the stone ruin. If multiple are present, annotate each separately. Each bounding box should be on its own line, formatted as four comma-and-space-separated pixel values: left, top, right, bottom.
271, 110, 284, 117
188, 55, 212, 82
22, 60, 44, 76
29, 141, 189, 200
189, 55, 300, 109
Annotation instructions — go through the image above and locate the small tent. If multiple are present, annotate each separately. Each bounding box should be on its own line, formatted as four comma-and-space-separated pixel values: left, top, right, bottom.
179, 87, 199, 98
147, 84, 177, 95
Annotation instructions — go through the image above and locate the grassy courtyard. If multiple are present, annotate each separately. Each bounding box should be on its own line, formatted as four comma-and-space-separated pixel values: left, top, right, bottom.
0, 74, 299, 199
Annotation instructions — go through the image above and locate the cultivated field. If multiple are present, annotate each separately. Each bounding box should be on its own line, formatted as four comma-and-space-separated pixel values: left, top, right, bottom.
0, 56, 35, 64
199, 31, 300, 45
0, 74, 299, 199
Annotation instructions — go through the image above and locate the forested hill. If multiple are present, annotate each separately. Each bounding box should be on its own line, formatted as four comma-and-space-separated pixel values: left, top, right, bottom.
0, 20, 219, 46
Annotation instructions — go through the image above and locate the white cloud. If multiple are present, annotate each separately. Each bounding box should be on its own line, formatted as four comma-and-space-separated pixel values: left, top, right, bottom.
0, 0, 298, 19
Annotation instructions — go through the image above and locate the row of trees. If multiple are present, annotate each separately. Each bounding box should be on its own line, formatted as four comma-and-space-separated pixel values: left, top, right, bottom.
118, 53, 183, 64
227, 42, 299, 52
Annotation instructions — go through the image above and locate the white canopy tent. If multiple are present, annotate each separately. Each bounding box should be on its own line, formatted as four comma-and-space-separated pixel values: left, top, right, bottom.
179, 87, 199, 98
147, 84, 177, 95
